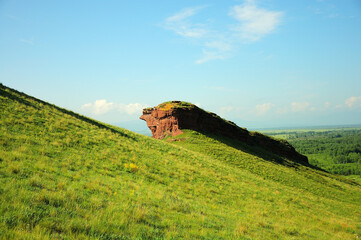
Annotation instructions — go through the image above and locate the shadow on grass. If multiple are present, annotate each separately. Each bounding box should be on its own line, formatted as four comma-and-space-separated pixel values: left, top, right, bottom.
200, 130, 328, 171
198, 131, 360, 186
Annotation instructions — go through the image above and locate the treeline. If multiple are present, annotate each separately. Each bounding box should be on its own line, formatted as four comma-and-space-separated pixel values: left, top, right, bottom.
268, 129, 361, 176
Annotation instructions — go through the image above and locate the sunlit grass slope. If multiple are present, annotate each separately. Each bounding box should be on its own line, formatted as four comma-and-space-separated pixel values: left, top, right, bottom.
1, 84, 360, 239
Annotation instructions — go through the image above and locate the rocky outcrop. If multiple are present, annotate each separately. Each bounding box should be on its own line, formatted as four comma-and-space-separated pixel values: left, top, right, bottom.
140, 101, 308, 164
139, 106, 183, 139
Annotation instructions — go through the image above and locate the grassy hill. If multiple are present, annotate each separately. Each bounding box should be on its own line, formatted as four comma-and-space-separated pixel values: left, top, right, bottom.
1, 84, 360, 239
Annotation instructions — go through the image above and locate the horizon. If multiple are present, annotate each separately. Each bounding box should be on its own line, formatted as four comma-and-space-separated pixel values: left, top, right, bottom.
3, 80, 361, 134
114, 116, 361, 135
1, 0, 361, 130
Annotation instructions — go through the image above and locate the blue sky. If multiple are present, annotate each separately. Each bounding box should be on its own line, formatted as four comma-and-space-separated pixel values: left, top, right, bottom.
1, 0, 361, 132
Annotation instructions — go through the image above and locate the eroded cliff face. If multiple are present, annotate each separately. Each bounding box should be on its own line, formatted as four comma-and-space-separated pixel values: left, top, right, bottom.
140, 101, 308, 164
139, 107, 183, 139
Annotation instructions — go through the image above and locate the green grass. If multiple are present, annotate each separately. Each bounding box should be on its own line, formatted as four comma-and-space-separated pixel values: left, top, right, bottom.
157, 101, 195, 109
143, 101, 196, 112
1, 84, 361, 239
346, 175, 361, 185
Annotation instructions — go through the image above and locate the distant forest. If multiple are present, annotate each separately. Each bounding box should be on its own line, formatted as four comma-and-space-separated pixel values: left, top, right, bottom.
265, 128, 361, 176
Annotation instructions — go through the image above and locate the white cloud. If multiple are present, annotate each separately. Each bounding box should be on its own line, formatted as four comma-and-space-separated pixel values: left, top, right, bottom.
291, 102, 311, 112
324, 101, 330, 108
81, 100, 147, 115
205, 41, 232, 51
20, 37, 34, 45
163, 2, 283, 63
195, 40, 233, 64
164, 6, 208, 38
256, 102, 274, 115
229, 1, 283, 41
118, 103, 148, 115
166, 7, 198, 22
82, 99, 116, 115
195, 50, 226, 64
345, 96, 361, 108
310, 1, 341, 19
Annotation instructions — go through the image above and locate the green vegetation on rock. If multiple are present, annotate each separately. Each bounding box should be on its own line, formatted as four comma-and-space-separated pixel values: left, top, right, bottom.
157, 101, 195, 110
1, 84, 361, 239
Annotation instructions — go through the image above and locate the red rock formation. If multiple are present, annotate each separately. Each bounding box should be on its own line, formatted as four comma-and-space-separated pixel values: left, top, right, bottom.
139, 101, 244, 139
140, 101, 308, 164
139, 107, 183, 139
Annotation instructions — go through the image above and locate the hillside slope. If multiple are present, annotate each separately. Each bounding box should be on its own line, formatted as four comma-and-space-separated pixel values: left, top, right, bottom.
0, 84, 360, 239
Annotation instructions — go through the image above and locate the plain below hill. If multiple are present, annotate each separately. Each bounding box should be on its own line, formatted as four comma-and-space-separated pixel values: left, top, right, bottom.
0, 83, 360, 240
261, 127, 361, 176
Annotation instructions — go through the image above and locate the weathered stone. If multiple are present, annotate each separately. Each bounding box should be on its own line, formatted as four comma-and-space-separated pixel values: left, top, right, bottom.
140, 101, 308, 164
